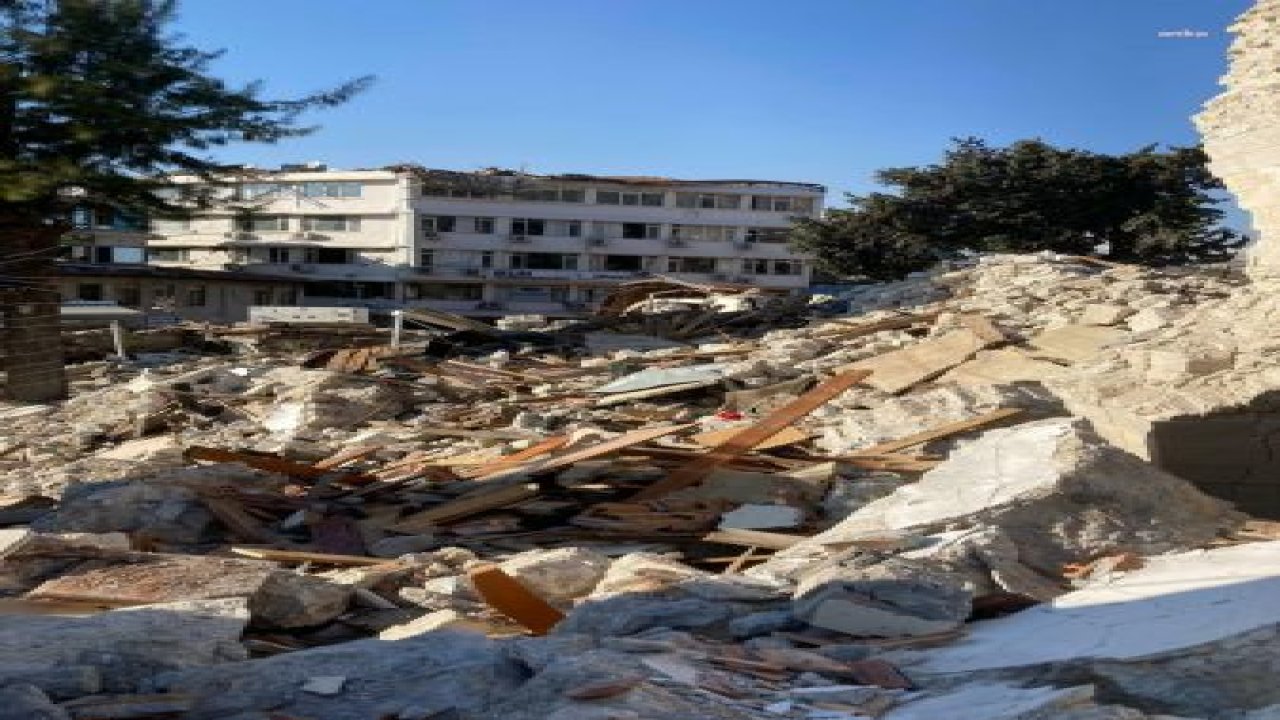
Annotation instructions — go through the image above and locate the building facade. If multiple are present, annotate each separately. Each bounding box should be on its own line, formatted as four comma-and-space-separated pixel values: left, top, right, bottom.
67, 165, 825, 319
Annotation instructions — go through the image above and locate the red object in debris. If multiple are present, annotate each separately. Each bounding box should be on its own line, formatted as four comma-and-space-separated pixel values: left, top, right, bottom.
716, 411, 745, 421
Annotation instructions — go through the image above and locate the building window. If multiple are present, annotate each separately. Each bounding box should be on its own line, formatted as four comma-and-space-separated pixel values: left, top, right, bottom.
148, 248, 189, 262
240, 183, 284, 200
621, 223, 661, 240
601, 255, 644, 272
745, 227, 790, 243
421, 185, 495, 199
480, 251, 494, 268
267, 248, 291, 264
751, 196, 814, 213
253, 289, 273, 305
596, 190, 664, 207
408, 283, 484, 301
742, 258, 804, 275
511, 218, 546, 236
675, 193, 741, 210
509, 252, 579, 270
300, 181, 361, 198
671, 225, 736, 242
303, 216, 360, 232
115, 287, 142, 307
237, 215, 289, 233
474, 217, 495, 234
422, 216, 456, 234
185, 286, 207, 307
278, 288, 298, 305
515, 185, 586, 203
418, 248, 434, 269
548, 220, 582, 237
667, 257, 718, 274
76, 283, 103, 301
310, 248, 351, 264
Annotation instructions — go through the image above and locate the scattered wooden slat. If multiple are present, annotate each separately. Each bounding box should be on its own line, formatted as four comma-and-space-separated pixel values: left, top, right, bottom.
473, 424, 695, 482
956, 314, 1006, 345
690, 425, 811, 451
722, 545, 759, 575
468, 564, 565, 635
849, 407, 1024, 456
389, 483, 541, 534
563, 675, 647, 700
312, 444, 382, 471
458, 435, 571, 478
703, 528, 806, 551
844, 659, 914, 690
631, 370, 871, 500
813, 311, 940, 339
184, 446, 370, 483
229, 547, 394, 567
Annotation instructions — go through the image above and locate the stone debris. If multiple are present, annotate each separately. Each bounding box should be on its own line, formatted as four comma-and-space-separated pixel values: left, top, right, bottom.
5, 248, 1280, 718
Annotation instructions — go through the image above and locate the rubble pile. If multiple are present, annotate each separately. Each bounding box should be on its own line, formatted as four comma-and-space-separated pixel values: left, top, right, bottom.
3, 252, 1280, 719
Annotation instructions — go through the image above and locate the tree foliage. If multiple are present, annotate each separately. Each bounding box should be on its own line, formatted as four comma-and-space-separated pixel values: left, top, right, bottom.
0, 0, 373, 224
791, 138, 1246, 281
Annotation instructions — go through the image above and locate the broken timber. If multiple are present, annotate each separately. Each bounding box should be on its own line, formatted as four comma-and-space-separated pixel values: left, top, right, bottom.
468, 564, 565, 636
848, 407, 1024, 456
632, 370, 871, 500
389, 482, 541, 534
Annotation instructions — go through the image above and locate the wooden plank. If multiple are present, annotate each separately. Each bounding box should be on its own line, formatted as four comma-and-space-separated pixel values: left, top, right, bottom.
691, 425, 811, 451
468, 564, 565, 635
849, 407, 1024, 456
814, 311, 940, 339
389, 482, 540, 534
722, 545, 760, 575
593, 380, 721, 407
702, 528, 806, 551
228, 547, 394, 567
956, 314, 1006, 345
631, 370, 870, 500
313, 444, 382, 471
458, 435, 571, 478
472, 424, 695, 482
184, 446, 370, 483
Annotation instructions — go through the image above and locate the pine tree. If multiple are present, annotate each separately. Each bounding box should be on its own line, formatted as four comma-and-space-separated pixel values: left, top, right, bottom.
0, 0, 371, 400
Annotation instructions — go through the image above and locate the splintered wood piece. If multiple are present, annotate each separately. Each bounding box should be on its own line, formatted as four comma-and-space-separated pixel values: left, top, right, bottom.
563, 675, 647, 700
814, 311, 941, 339
388, 483, 540, 534
690, 425, 811, 451
184, 446, 370, 483
631, 370, 871, 500
703, 528, 805, 551
472, 424, 694, 482
957, 314, 1007, 344
722, 545, 759, 575
849, 407, 1024, 456
468, 564, 565, 635
313, 444, 382, 471
229, 547, 394, 566
458, 435, 571, 478
844, 659, 914, 689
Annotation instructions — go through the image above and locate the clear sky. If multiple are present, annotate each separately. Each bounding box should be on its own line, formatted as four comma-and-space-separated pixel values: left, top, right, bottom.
171, 0, 1252, 222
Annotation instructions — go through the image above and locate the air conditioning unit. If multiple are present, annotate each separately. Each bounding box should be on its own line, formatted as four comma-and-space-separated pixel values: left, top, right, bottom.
666, 238, 687, 248
588, 237, 608, 247
510, 234, 531, 244
422, 230, 440, 241
562, 301, 588, 311
477, 301, 505, 310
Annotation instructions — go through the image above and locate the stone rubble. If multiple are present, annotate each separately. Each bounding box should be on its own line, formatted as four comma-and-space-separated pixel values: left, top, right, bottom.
6, 250, 1280, 718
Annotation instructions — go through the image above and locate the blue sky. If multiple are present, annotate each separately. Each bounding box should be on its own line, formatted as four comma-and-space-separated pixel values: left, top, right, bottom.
172, 0, 1252, 224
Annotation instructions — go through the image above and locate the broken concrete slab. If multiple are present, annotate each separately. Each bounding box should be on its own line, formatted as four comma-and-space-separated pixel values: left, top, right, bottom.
497, 547, 612, 606
910, 542, 1280, 717
0, 684, 70, 720
881, 683, 1097, 720
0, 598, 248, 693
28, 553, 351, 628
151, 631, 524, 720
791, 555, 972, 637
34, 480, 213, 545
844, 328, 999, 394
1028, 324, 1129, 363
765, 419, 1241, 576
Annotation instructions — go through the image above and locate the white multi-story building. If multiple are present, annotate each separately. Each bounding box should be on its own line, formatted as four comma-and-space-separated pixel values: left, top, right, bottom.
81, 164, 825, 318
